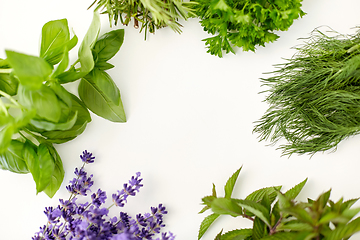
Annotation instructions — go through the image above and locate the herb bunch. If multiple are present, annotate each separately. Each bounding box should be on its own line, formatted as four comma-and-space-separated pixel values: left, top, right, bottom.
89, 0, 195, 39
254, 27, 360, 156
199, 167, 360, 240
191, 0, 305, 57
0, 12, 126, 197
33, 150, 175, 240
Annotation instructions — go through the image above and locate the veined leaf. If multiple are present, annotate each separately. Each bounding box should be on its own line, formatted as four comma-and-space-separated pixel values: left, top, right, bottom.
0, 124, 15, 154
33, 143, 55, 193
40, 18, 77, 65
284, 178, 307, 200
0, 72, 18, 96
224, 167, 241, 199
252, 217, 267, 240
325, 217, 360, 240
42, 144, 64, 198
92, 29, 124, 63
221, 229, 252, 240
18, 84, 62, 123
211, 198, 242, 217
78, 11, 101, 74
235, 199, 271, 227
23, 141, 40, 193
0, 140, 29, 173
198, 213, 220, 240
245, 186, 281, 204
79, 68, 126, 122
6, 50, 52, 90
30, 111, 77, 131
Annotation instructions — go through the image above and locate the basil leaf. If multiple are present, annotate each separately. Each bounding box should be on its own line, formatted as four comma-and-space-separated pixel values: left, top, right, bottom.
79, 68, 126, 122
78, 11, 101, 74
36, 143, 56, 193
23, 141, 40, 193
94, 61, 115, 70
93, 29, 124, 63
39, 94, 91, 143
40, 19, 77, 65
5, 50, 53, 90
0, 73, 18, 96
57, 66, 87, 84
0, 124, 15, 154
0, 140, 29, 173
43, 144, 64, 198
18, 84, 62, 123
30, 111, 77, 131
51, 47, 69, 78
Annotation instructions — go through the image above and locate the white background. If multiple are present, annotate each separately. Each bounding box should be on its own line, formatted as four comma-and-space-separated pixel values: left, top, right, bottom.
1, 0, 360, 239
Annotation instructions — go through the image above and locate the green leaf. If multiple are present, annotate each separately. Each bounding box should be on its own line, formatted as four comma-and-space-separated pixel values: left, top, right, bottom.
18, 84, 62, 123
252, 217, 267, 240
211, 198, 243, 217
224, 167, 241, 199
215, 229, 223, 240
6, 50, 52, 90
36, 143, 55, 193
260, 232, 301, 240
79, 68, 126, 122
198, 213, 220, 240
42, 144, 64, 198
40, 18, 77, 65
92, 29, 124, 63
23, 141, 40, 193
245, 186, 282, 204
0, 140, 29, 173
94, 61, 114, 70
235, 199, 271, 227
51, 47, 69, 78
282, 205, 314, 225
38, 94, 91, 143
284, 178, 307, 200
30, 111, 77, 131
277, 221, 313, 231
221, 229, 252, 240
0, 73, 18, 96
0, 124, 15, 154
325, 217, 360, 240
78, 11, 101, 74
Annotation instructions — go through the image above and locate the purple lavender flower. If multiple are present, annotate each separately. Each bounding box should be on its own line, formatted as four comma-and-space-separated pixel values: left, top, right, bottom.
92, 188, 107, 207
80, 150, 95, 163
34, 150, 174, 240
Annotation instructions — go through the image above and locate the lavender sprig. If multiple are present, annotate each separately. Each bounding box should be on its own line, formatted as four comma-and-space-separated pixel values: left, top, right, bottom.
33, 150, 174, 240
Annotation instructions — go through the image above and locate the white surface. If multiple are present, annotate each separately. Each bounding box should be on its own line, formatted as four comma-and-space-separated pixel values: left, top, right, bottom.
1, 0, 360, 239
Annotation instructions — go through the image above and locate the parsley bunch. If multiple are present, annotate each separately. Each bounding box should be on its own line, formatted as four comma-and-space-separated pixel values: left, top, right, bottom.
191, 0, 305, 57
254, 27, 360, 156
89, 0, 195, 39
199, 167, 360, 240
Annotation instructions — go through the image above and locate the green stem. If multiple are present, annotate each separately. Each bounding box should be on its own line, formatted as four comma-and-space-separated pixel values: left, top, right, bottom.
0, 89, 20, 107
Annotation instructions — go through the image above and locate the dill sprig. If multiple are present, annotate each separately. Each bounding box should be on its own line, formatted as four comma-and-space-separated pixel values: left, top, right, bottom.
253, 27, 360, 156
88, 0, 195, 39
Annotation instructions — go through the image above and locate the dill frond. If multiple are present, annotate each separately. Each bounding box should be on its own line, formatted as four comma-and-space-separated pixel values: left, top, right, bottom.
254, 27, 360, 156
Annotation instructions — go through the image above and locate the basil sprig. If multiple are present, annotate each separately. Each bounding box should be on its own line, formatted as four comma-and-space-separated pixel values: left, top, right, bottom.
0, 12, 126, 197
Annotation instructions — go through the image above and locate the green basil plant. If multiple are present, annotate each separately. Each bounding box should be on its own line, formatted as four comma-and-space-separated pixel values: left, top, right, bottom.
0, 12, 126, 197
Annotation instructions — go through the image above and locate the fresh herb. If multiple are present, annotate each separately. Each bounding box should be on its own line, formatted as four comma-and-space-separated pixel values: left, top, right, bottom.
253, 27, 360, 156
88, 0, 195, 39
32, 150, 175, 240
199, 167, 360, 240
0, 12, 126, 197
191, 0, 305, 57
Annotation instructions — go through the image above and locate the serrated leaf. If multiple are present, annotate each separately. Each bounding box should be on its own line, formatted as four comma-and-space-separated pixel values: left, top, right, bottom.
325, 217, 360, 240
277, 221, 313, 231
221, 229, 252, 240
245, 186, 281, 204
211, 198, 242, 217
252, 217, 267, 240
235, 199, 271, 227
260, 232, 301, 240
224, 167, 242, 199
284, 178, 307, 200
198, 213, 220, 240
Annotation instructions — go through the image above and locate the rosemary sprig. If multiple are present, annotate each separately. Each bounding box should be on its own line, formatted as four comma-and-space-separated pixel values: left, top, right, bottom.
89, 0, 196, 39
254, 27, 360, 156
